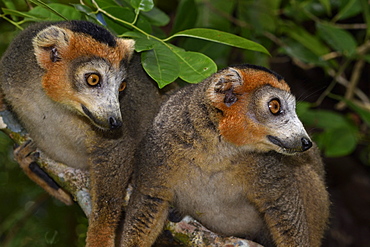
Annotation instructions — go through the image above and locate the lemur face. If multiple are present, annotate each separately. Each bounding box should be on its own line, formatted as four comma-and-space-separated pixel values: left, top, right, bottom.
68, 56, 127, 130
249, 85, 312, 154
208, 65, 312, 155
32, 23, 135, 130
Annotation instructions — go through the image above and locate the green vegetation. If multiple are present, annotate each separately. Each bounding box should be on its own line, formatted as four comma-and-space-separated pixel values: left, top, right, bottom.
0, 0, 369, 246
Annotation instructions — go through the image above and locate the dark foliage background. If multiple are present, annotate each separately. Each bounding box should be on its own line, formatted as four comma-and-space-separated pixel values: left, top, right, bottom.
0, 0, 369, 246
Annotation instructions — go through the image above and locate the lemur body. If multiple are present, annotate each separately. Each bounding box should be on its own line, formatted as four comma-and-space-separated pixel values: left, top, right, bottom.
0, 21, 161, 247
121, 66, 329, 247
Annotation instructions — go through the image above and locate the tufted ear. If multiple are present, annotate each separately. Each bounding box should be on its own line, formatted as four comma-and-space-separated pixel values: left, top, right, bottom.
117, 38, 135, 62
32, 26, 71, 70
208, 68, 243, 107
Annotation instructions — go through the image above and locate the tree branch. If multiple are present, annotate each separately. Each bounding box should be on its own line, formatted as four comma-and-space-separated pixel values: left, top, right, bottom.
0, 104, 262, 246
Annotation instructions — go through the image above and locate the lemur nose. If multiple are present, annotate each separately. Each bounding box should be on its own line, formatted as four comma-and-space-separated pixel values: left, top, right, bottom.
109, 116, 122, 129
301, 137, 312, 151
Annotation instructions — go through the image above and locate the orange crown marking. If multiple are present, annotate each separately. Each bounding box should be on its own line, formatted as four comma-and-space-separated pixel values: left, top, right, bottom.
216, 68, 290, 146
60, 31, 130, 66
236, 69, 290, 96
41, 30, 131, 105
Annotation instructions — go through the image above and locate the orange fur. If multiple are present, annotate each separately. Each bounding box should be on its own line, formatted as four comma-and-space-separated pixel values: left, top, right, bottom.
237, 69, 290, 93
214, 68, 291, 146
40, 30, 131, 105
218, 96, 268, 146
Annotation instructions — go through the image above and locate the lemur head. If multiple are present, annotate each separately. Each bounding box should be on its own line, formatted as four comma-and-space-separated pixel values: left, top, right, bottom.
207, 64, 312, 155
32, 21, 135, 130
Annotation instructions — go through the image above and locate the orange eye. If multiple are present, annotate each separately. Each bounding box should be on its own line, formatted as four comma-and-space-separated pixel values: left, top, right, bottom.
119, 81, 126, 92
268, 99, 281, 115
86, 73, 101, 87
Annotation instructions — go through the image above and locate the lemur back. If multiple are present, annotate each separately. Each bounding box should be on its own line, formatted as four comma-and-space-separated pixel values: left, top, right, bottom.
120, 65, 329, 247
0, 21, 161, 247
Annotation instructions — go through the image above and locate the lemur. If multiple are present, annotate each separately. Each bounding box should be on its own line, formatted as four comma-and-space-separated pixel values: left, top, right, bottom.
0, 21, 161, 247
120, 65, 330, 247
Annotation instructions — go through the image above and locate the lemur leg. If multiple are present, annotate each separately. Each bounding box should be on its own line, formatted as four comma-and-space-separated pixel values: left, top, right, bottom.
85, 140, 133, 247
248, 158, 329, 247
120, 189, 171, 247
13, 140, 73, 205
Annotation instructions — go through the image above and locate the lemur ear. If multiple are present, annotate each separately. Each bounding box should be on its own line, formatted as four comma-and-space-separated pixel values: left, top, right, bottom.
33, 26, 71, 70
208, 68, 242, 107
117, 38, 135, 62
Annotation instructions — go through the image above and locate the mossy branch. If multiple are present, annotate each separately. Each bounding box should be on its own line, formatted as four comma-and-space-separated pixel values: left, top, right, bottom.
0, 103, 262, 247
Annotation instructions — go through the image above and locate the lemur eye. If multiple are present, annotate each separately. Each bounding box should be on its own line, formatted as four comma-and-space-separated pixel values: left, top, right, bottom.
85, 73, 101, 87
268, 98, 281, 115
119, 81, 126, 92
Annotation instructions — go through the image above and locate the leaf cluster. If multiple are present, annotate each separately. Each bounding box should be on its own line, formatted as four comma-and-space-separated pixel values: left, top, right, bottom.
230, 0, 370, 158
0, 1, 369, 167
0, 0, 268, 88
0, 1, 370, 246
0, 0, 369, 158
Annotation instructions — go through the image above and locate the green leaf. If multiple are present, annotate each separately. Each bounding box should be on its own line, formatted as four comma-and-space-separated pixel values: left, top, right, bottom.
333, 0, 362, 21
196, 0, 235, 32
26, 3, 81, 21
171, 0, 197, 34
172, 48, 217, 83
319, 0, 331, 15
180, 38, 231, 69
141, 7, 169, 26
298, 105, 359, 157
101, 14, 131, 35
317, 22, 357, 56
1, 8, 41, 21
318, 126, 358, 157
28, 1, 69, 20
1, 0, 19, 21
299, 108, 350, 129
102, 6, 135, 23
329, 94, 370, 126
360, 0, 370, 38
101, 6, 151, 34
170, 28, 270, 55
237, 0, 279, 34
348, 104, 370, 126
73, 4, 98, 19
2, 0, 16, 11
91, 0, 117, 9
130, 0, 154, 12
120, 31, 145, 38
281, 21, 330, 57
132, 36, 158, 52
101, 5, 152, 33
141, 43, 180, 88
135, 15, 152, 34
364, 54, 370, 63
296, 101, 314, 117
281, 38, 330, 67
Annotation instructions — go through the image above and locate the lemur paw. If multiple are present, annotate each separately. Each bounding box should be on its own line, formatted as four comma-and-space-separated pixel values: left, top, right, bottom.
13, 140, 74, 205
13, 140, 39, 168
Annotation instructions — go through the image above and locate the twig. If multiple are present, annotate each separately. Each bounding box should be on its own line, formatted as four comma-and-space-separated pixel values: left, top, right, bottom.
314, 59, 351, 106
327, 69, 370, 105
202, 0, 250, 29
336, 23, 368, 30
336, 59, 366, 110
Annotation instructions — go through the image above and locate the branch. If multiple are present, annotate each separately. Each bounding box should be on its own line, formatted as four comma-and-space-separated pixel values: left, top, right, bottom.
0, 103, 262, 246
